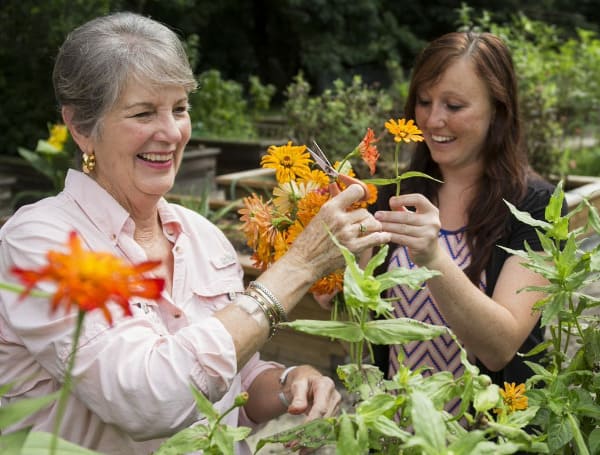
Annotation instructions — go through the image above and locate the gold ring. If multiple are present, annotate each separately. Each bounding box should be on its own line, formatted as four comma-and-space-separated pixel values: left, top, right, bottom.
359, 223, 367, 236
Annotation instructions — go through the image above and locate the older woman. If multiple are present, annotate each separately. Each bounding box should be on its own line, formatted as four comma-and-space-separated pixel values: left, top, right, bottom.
0, 12, 389, 455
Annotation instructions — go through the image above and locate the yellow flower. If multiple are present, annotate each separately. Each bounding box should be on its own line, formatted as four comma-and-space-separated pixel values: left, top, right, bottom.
272, 181, 320, 215
261, 141, 312, 184
496, 382, 528, 415
297, 169, 330, 188
47, 124, 69, 151
384, 118, 424, 143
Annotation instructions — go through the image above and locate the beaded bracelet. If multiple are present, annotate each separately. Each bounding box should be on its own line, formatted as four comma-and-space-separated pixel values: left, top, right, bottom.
248, 281, 288, 323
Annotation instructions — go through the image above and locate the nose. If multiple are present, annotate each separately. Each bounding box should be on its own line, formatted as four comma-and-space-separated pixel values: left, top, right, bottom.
155, 112, 183, 143
425, 102, 446, 129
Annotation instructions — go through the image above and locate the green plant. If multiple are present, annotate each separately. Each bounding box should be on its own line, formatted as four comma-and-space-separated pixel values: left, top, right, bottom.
155, 389, 250, 455
283, 72, 395, 172
189, 70, 276, 140
457, 6, 600, 180
15, 123, 76, 205
503, 183, 600, 454
254, 182, 599, 454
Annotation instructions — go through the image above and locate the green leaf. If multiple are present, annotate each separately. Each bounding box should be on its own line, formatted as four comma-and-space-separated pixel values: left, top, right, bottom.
254, 418, 335, 451
337, 412, 361, 454
566, 413, 590, 455
364, 171, 442, 186
504, 199, 552, 230
363, 318, 448, 345
376, 266, 440, 292
154, 426, 209, 455
0, 428, 29, 455
189, 385, 219, 423
213, 425, 235, 455
584, 198, 600, 234
356, 393, 397, 420
547, 412, 573, 452
370, 415, 410, 440
473, 383, 500, 413
544, 181, 565, 223
0, 392, 59, 430
410, 391, 445, 451
447, 429, 486, 454
282, 319, 363, 342
589, 427, 600, 455
21, 431, 103, 454
363, 244, 388, 277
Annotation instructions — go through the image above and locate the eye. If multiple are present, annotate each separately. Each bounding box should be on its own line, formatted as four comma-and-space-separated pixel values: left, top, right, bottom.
446, 103, 463, 111
173, 104, 189, 115
131, 111, 153, 118
416, 97, 430, 107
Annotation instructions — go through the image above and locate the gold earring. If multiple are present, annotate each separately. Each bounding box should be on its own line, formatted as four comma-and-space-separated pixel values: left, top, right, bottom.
82, 152, 96, 174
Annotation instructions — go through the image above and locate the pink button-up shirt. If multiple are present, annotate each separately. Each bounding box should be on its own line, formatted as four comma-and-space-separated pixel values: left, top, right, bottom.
0, 170, 280, 454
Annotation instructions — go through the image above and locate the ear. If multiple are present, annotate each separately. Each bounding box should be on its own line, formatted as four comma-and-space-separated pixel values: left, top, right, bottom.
61, 106, 93, 154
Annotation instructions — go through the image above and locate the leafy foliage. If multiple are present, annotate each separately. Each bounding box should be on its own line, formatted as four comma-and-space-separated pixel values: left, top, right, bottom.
257, 182, 600, 454
283, 72, 396, 168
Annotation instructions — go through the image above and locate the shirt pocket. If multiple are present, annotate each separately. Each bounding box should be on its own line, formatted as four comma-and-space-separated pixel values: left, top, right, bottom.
189, 254, 244, 313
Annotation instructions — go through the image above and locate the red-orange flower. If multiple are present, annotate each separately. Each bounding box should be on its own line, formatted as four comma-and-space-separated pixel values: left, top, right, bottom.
11, 231, 164, 325
358, 128, 380, 175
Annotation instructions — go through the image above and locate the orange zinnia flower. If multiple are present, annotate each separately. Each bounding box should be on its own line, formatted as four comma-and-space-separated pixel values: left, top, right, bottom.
495, 382, 528, 415
384, 118, 424, 143
310, 271, 344, 295
11, 231, 164, 325
358, 128, 380, 175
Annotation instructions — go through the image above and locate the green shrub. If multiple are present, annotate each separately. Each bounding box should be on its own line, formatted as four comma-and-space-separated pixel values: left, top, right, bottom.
283, 72, 397, 172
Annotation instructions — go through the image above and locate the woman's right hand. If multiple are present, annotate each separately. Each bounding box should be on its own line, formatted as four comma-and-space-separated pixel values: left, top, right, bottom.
287, 184, 391, 282
375, 193, 442, 267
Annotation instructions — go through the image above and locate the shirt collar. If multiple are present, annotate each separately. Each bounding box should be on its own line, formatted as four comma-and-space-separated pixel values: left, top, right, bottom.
63, 169, 183, 241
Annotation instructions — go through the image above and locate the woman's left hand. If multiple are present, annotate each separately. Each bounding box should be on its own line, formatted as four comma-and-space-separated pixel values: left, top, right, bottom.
280, 365, 341, 420
375, 193, 442, 267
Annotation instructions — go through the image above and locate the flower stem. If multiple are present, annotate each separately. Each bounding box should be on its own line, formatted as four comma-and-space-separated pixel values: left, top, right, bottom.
394, 143, 401, 196
51, 310, 85, 454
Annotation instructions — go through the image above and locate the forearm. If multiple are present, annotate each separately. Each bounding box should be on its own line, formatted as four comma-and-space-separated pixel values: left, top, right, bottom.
215, 253, 317, 369
423, 251, 530, 370
244, 367, 287, 423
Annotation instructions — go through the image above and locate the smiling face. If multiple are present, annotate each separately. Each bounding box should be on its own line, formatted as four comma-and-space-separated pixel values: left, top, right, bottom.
414, 57, 494, 175
77, 79, 191, 212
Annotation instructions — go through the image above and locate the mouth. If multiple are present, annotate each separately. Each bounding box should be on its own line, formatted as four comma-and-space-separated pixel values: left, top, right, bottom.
431, 134, 456, 144
137, 152, 174, 163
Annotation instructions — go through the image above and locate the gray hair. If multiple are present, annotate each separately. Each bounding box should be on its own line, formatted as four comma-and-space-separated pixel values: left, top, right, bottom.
52, 12, 197, 138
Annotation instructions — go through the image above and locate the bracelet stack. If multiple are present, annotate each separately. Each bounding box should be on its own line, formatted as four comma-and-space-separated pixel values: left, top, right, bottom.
240, 281, 288, 339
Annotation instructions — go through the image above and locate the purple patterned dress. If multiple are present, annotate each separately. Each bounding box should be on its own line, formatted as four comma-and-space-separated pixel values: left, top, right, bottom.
386, 227, 486, 414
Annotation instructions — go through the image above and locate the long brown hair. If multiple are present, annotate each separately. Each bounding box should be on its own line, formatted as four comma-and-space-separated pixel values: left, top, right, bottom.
403, 31, 529, 284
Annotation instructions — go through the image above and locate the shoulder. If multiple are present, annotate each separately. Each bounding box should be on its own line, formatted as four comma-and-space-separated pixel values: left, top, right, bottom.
519, 176, 556, 212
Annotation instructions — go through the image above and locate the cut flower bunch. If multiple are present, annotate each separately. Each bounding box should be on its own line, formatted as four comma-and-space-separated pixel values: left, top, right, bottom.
238, 118, 428, 296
